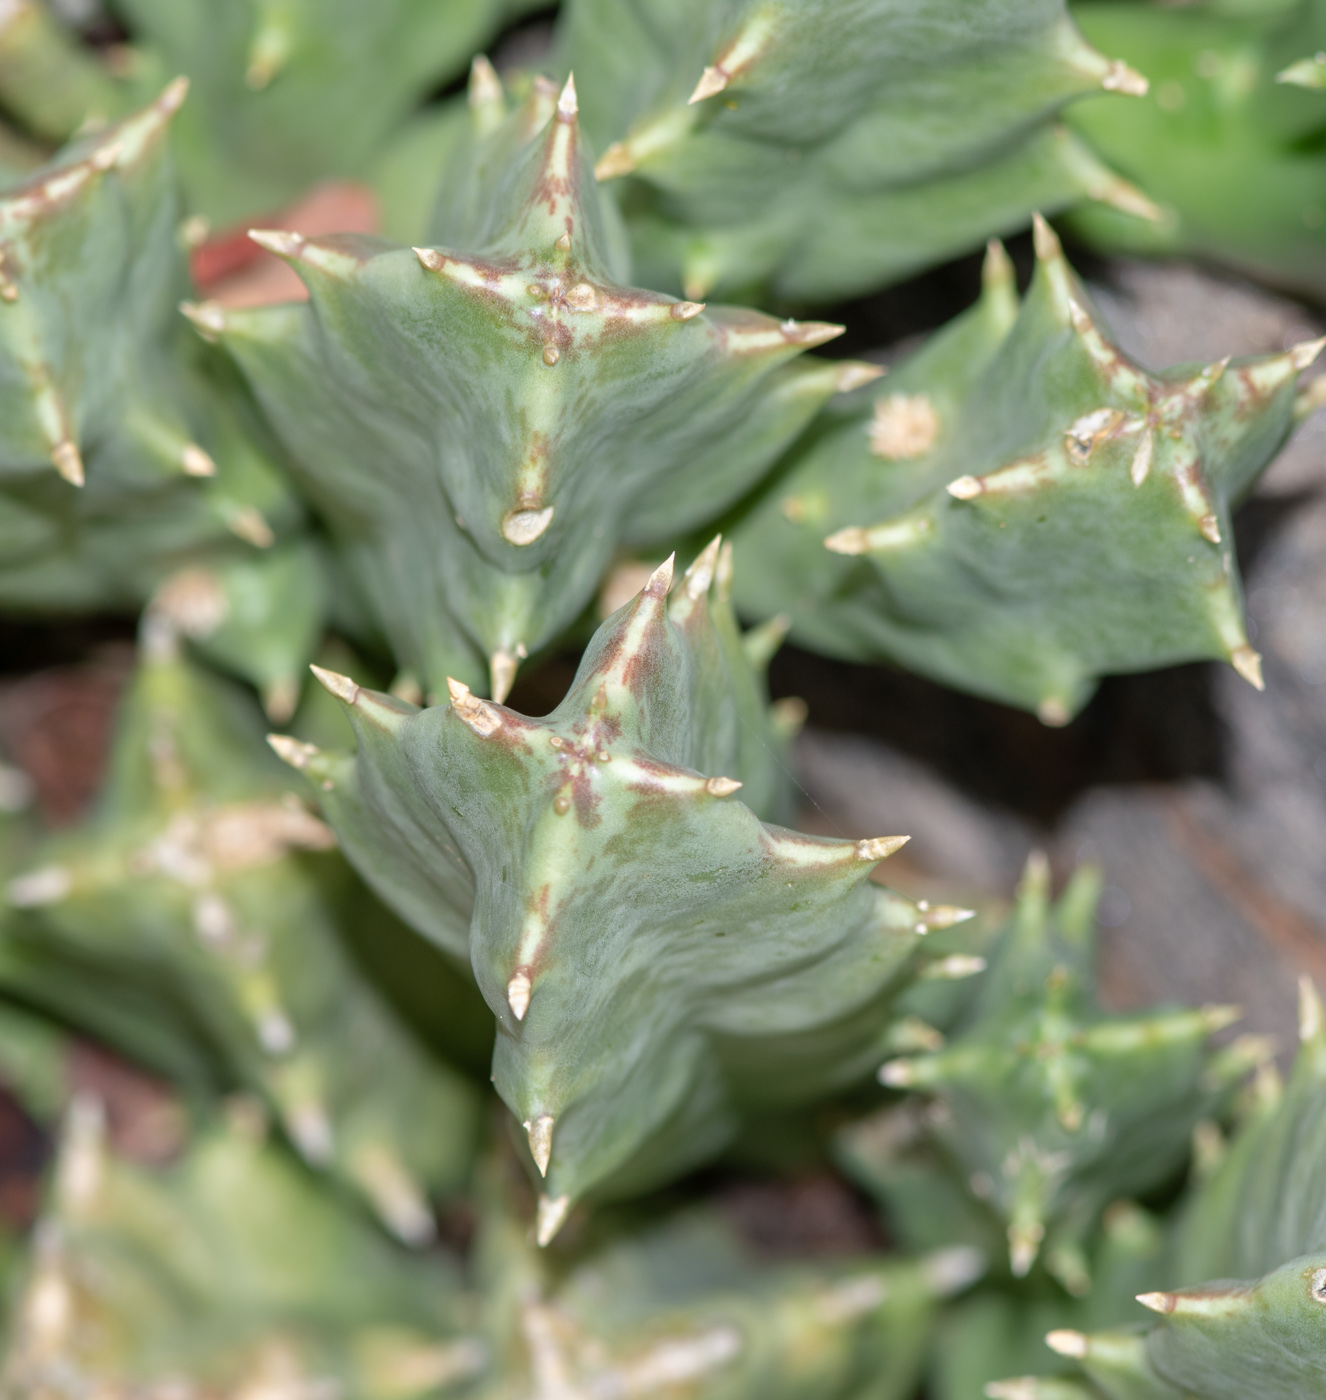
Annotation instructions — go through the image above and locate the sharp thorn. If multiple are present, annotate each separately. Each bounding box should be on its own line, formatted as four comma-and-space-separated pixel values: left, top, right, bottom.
51, 440, 84, 486
856, 835, 909, 862
248, 228, 305, 258
490, 650, 519, 704
508, 969, 532, 1021
689, 65, 729, 103
309, 664, 359, 705
645, 554, 675, 598
1299, 974, 1324, 1044
1102, 59, 1148, 96
1230, 645, 1264, 691
1031, 212, 1061, 262
524, 1113, 554, 1177
683, 535, 722, 599
536, 1193, 571, 1246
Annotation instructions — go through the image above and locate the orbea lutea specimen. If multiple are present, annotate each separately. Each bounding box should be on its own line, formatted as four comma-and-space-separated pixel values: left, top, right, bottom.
273, 545, 971, 1235
205, 71, 874, 702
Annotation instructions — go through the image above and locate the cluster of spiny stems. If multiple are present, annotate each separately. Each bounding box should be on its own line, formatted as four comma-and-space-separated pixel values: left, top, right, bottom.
0, 2, 1322, 1398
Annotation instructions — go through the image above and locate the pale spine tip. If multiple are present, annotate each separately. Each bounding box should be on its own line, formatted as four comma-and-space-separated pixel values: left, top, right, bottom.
51, 440, 84, 486
1045, 1330, 1088, 1359
983, 1384, 1038, 1400
446, 678, 503, 737
704, 776, 742, 797
923, 954, 987, 980
248, 228, 305, 258
501, 506, 555, 546
1038, 698, 1071, 728
1230, 645, 1264, 691
1291, 335, 1326, 369
1136, 1291, 1176, 1315
468, 54, 502, 107
524, 1113, 554, 1176
266, 734, 321, 771
1201, 1003, 1242, 1033
180, 443, 216, 477
856, 835, 909, 861
413, 247, 444, 272
684, 535, 722, 599
689, 65, 729, 103
1299, 975, 1324, 1044
1008, 1225, 1041, 1278
824, 527, 869, 555
557, 73, 578, 119
1031, 212, 1061, 262
645, 554, 676, 598
594, 142, 635, 180
1198, 513, 1222, 544
180, 300, 227, 338
983, 238, 1014, 287
227, 507, 275, 549
536, 1193, 571, 1246
159, 75, 191, 115
1102, 59, 1148, 96
946, 476, 982, 500
7, 866, 72, 908
309, 664, 359, 705
671, 300, 706, 321
878, 1060, 915, 1088
834, 362, 884, 393
489, 650, 519, 705
508, 969, 532, 1021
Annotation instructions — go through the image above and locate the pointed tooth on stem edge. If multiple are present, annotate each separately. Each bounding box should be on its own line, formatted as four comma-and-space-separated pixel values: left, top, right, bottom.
1230, 645, 1264, 690
856, 835, 909, 862
309, 664, 359, 705
536, 1193, 570, 1246
524, 1114, 554, 1176
508, 969, 532, 1021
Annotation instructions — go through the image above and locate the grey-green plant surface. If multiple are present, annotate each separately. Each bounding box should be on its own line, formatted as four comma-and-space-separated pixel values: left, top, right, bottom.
557, 0, 1157, 302
1067, 0, 1326, 302
0, 82, 324, 712
0, 3, 1323, 1396
1, 1097, 480, 1400
731, 221, 1319, 722
1012, 980, 1326, 1400
270, 547, 972, 1231
0, 1083, 984, 1400
2, 631, 479, 1243
0, 0, 546, 225
206, 73, 874, 701
865, 855, 1245, 1285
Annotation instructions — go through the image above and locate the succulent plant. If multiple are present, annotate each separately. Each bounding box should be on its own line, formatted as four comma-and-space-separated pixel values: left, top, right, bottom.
869, 855, 1249, 1285
731, 222, 1320, 723
2, 632, 480, 1242
1067, 0, 1326, 302
271, 547, 971, 1230
1, 1095, 481, 1400
1019, 979, 1326, 1400
0, 85, 322, 706
0, 3, 1319, 1395
0, 0, 546, 226
469, 1161, 985, 1400
557, 0, 1157, 302
206, 72, 873, 701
